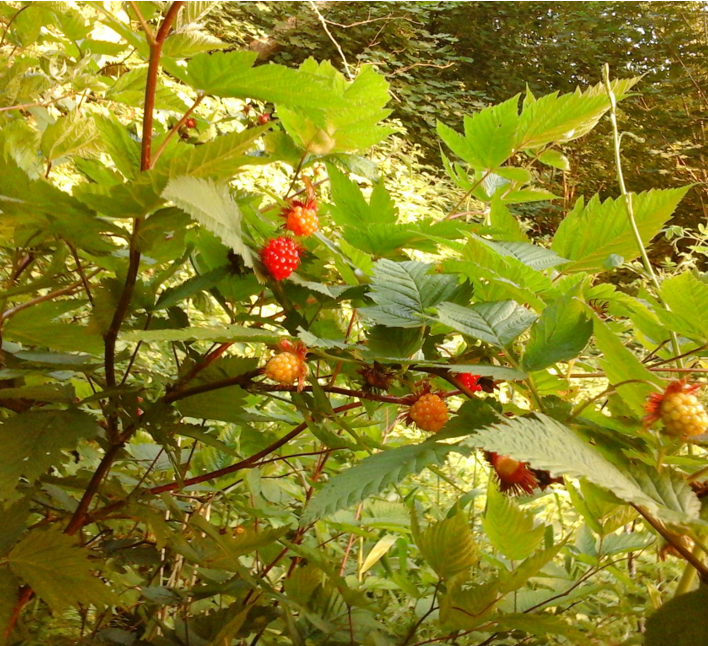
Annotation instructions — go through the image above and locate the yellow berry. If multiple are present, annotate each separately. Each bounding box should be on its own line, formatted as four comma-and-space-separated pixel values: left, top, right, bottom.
660, 391, 708, 437
409, 393, 448, 433
264, 352, 307, 385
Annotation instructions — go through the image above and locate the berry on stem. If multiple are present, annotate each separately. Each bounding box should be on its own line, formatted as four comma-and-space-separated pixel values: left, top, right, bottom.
261, 236, 300, 281
264, 340, 309, 391
457, 373, 482, 392
284, 201, 319, 237
644, 380, 708, 439
409, 392, 448, 433
485, 452, 539, 496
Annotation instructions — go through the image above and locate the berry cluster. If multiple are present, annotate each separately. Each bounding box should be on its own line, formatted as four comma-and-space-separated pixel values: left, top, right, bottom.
644, 380, 708, 439
261, 186, 319, 281
409, 393, 449, 433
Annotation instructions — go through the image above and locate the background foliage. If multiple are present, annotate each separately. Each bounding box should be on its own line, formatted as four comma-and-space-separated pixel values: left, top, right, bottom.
0, 2, 707, 646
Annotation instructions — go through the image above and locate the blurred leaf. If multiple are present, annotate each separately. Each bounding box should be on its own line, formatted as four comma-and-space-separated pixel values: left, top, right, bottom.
483, 481, 545, 560
8, 527, 118, 612
646, 585, 708, 646
0, 410, 101, 499
416, 512, 479, 579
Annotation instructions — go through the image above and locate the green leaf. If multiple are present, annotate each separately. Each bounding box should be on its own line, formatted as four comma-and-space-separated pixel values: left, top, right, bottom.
302, 441, 469, 523
440, 580, 501, 630
537, 149, 570, 170
0, 499, 30, 556
625, 462, 700, 523
521, 294, 592, 371
167, 125, 272, 180
487, 240, 569, 271
123, 324, 279, 344
173, 51, 346, 110
489, 194, 529, 242
3, 311, 104, 355
473, 414, 699, 524
41, 112, 100, 162
646, 584, 708, 646
163, 176, 254, 268
0, 410, 101, 499
551, 187, 690, 274
93, 114, 141, 179
279, 63, 394, 154
434, 301, 537, 347
8, 527, 118, 612
366, 325, 424, 359
482, 481, 545, 560
593, 315, 663, 416
153, 265, 230, 310
597, 531, 655, 557
176, 386, 249, 424
358, 259, 459, 328
498, 544, 564, 594
162, 29, 227, 59
437, 95, 521, 170
416, 512, 478, 579
659, 272, 708, 340
492, 613, 589, 643
437, 398, 503, 440
518, 77, 640, 148
74, 172, 166, 218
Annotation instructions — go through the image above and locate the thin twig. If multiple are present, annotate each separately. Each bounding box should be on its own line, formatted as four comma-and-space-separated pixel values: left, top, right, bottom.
633, 504, 708, 583
308, 0, 353, 80
150, 93, 205, 168
0, 270, 101, 323
148, 402, 361, 494
128, 1, 155, 45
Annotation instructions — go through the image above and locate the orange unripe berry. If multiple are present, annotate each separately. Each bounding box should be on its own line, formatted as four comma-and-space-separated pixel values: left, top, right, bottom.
285, 204, 319, 237
409, 393, 448, 433
264, 351, 308, 386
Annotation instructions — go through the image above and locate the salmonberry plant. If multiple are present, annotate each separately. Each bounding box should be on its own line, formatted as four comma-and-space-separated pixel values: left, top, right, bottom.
0, 3, 707, 646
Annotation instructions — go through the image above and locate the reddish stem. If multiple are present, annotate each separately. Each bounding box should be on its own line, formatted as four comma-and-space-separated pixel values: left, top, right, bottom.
149, 402, 361, 494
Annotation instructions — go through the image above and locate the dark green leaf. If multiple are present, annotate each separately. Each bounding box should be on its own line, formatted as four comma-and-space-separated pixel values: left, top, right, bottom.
434, 301, 537, 347
522, 294, 592, 371
0, 410, 101, 499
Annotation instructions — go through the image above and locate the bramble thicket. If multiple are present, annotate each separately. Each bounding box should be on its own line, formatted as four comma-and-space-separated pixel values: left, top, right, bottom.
0, 3, 707, 645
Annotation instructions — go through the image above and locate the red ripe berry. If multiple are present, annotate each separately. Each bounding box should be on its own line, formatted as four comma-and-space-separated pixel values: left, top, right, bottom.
485, 452, 539, 496
261, 237, 300, 281
457, 373, 482, 392
258, 113, 271, 125
284, 200, 319, 237
185, 118, 197, 128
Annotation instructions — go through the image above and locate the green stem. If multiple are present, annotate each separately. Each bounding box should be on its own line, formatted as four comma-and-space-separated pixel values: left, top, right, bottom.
603, 64, 683, 369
